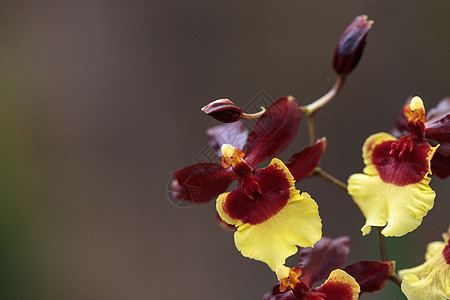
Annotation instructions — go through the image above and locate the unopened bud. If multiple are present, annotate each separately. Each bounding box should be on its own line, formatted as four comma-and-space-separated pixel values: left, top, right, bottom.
201, 99, 243, 123
333, 15, 373, 75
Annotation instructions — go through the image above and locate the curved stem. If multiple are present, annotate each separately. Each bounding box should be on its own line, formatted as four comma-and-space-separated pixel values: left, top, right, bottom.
305, 75, 346, 115
241, 109, 266, 119
313, 167, 347, 191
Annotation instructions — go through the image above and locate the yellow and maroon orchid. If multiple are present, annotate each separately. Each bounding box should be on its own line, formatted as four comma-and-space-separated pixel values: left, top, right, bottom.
217, 144, 322, 270
348, 96, 440, 237
399, 227, 450, 300
264, 237, 395, 300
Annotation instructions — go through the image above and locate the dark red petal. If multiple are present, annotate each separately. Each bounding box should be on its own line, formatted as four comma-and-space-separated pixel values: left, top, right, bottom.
206, 121, 249, 156
171, 163, 237, 203
201, 99, 243, 123
298, 237, 350, 288
285, 138, 326, 182
333, 15, 373, 76
222, 162, 291, 225
426, 97, 450, 124
245, 96, 301, 167
343, 261, 394, 293
431, 149, 450, 179
372, 136, 434, 186
391, 98, 413, 138
426, 114, 450, 145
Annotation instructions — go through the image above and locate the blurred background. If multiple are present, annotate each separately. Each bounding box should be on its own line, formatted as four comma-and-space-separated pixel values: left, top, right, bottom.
0, 0, 449, 299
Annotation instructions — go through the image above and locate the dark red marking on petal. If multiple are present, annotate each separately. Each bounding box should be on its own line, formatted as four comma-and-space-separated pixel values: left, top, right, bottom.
298, 236, 350, 288
443, 240, 450, 265
245, 97, 301, 167
431, 149, 450, 179
222, 163, 291, 225
311, 279, 355, 300
285, 138, 326, 182
171, 163, 237, 203
372, 136, 433, 186
343, 261, 394, 293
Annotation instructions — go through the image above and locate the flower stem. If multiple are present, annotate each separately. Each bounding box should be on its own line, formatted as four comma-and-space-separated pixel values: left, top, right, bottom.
306, 114, 316, 145
301, 75, 346, 145
376, 227, 388, 261
376, 227, 402, 287
304, 75, 346, 115
241, 108, 266, 119
313, 167, 347, 191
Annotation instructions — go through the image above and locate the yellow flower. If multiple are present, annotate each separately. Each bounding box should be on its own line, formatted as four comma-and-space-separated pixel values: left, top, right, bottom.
217, 145, 322, 271
348, 97, 438, 237
399, 229, 450, 300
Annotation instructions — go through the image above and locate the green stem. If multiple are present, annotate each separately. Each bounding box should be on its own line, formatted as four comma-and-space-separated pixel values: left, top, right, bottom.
376, 227, 402, 287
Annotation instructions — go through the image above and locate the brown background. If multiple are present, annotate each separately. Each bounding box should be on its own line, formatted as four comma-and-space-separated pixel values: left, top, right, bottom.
0, 1, 449, 299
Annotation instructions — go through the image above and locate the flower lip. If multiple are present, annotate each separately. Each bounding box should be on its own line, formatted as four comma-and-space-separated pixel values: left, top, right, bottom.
221, 160, 292, 225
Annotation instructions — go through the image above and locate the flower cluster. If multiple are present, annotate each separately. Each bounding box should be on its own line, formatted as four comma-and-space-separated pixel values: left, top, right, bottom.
170, 14, 449, 300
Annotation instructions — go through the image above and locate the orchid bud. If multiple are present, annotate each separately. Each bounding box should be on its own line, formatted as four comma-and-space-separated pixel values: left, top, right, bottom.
201, 99, 243, 123
333, 15, 373, 75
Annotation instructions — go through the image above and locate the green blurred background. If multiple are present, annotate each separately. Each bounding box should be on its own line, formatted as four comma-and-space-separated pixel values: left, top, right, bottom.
0, 1, 449, 299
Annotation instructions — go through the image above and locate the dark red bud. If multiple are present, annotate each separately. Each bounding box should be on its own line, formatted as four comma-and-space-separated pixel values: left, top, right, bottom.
201, 99, 243, 123
333, 15, 373, 75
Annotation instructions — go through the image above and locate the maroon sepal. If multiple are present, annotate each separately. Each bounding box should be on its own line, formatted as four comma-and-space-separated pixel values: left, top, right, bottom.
343, 261, 395, 293
245, 96, 301, 167
285, 138, 326, 182
201, 99, 243, 123
333, 15, 373, 76
171, 163, 237, 203
426, 114, 450, 146
206, 121, 249, 156
298, 237, 350, 288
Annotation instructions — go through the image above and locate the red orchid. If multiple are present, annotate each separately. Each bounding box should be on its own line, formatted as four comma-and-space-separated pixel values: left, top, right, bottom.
171, 96, 326, 204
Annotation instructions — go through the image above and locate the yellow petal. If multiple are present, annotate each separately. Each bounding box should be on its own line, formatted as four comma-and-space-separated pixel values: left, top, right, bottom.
217, 158, 322, 271
348, 132, 436, 237
348, 173, 435, 237
399, 235, 450, 300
